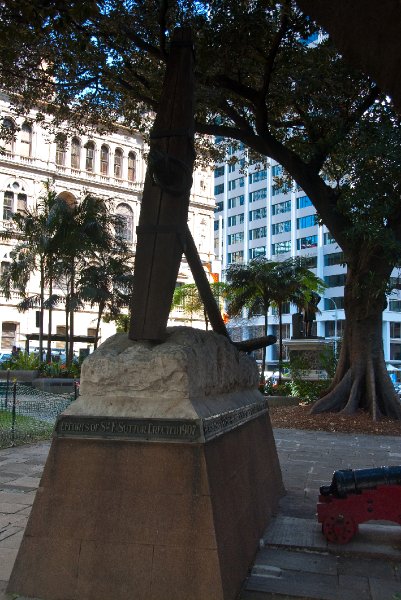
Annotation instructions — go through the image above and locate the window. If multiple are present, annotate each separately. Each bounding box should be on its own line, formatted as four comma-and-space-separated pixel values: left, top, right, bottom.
100, 145, 109, 175
215, 201, 223, 212
324, 274, 346, 287
389, 300, 401, 312
17, 193, 27, 214
55, 134, 67, 166
249, 246, 266, 259
296, 195, 313, 209
227, 232, 244, 245
390, 343, 401, 361
85, 141, 95, 172
325, 320, 345, 338
297, 215, 317, 229
271, 164, 282, 177
249, 170, 267, 184
390, 322, 401, 338
249, 207, 267, 221
128, 152, 136, 182
324, 252, 345, 267
20, 123, 32, 157
249, 188, 267, 203
272, 240, 291, 255
297, 235, 318, 250
228, 177, 243, 191
3, 182, 28, 220
228, 214, 243, 226
249, 226, 267, 240
324, 232, 336, 245
114, 148, 123, 178
3, 191, 13, 220
227, 250, 244, 264
214, 165, 225, 178
214, 183, 224, 195
71, 137, 81, 169
272, 200, 291, 215
214, 220, 219, 231
302, 255, 317, 268
324, 297, 344, 310
272, 184, 287, 196
228, 195, 244, 209
115, 203, 134, 242
228, 163, 235, 173
272, 220, 291, 235
0, 261, 10, 275
1, 322, 17, 349
2, 118, 15, 153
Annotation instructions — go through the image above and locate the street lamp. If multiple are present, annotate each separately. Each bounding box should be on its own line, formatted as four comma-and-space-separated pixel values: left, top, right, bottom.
325, 297, 338, 355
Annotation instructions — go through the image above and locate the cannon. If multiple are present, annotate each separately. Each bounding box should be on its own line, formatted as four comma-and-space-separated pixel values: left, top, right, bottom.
317, 466, 401, 544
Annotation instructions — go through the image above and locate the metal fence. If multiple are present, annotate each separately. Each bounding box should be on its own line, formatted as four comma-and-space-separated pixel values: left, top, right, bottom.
0, 379, 77, 448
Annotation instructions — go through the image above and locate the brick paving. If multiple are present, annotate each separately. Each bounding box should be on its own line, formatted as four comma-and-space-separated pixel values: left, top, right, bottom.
0, 430, 400, 599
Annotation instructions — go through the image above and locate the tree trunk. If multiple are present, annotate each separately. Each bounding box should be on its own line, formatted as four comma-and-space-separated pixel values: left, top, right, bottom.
65, 298, 69, 364
278, 304, 283, 384
39, 258, 45, 361
311, 263, 401, 420
46, 264, 53, 363
68, 266, 75, 365
260, 312, 268, 385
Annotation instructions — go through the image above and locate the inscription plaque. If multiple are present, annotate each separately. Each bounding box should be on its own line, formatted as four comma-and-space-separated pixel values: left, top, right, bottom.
56, 416, 200, 442
55, 399, 269, 443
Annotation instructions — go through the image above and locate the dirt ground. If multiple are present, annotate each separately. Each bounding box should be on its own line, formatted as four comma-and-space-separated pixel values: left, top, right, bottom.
269, 403, 401, 435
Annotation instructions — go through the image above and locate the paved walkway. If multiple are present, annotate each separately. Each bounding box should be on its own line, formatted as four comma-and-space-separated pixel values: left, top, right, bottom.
0, 430, 400, 600
243, 429, 401, 600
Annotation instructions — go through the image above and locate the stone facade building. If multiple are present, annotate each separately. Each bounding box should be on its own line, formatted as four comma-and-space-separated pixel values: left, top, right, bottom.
0, 94, 215, 353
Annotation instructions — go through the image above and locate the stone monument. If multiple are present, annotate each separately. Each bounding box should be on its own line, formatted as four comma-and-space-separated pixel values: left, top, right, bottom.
9, 328, 283, 600
8, 28, 283, 600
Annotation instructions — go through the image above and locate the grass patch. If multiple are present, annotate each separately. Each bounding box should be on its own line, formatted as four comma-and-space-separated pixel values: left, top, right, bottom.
0, 409, 53, 449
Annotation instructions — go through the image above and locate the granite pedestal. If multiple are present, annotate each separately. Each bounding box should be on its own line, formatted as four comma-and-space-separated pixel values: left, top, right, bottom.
8, 328, 284, 600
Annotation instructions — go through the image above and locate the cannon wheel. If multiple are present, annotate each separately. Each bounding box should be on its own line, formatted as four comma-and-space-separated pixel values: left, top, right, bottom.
322, 515, 357, 544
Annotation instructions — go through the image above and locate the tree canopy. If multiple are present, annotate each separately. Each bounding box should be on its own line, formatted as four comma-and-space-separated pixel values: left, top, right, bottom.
1, 0, 401, 417
225, 257, 325, 383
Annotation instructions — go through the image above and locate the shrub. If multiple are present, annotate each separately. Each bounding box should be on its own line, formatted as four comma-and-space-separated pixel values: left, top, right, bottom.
39, 360, 81, 379
289, 380, 331, 404
2, 352, 40, 371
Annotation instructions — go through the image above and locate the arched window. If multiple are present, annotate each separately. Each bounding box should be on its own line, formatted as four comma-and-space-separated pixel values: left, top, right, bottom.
71, 137, 81, 169
114, 148, 123, 178
100, 145, 109, 175
3, 181, 28, 220
85, 141, 95, 172
20, 122, 32, 157
115, 203, 134, 242
55, 133, 67, 166
128, 151, 136, 182
2, 118, 15, 154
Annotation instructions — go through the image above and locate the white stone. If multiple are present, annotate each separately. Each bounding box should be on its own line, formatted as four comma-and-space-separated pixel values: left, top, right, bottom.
65, 327, 261, 419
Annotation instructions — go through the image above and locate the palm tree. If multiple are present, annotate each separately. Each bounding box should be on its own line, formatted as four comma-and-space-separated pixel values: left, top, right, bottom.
224, 258, 325, 383
50, 194, 122, 363
268, 258, 326, 382
171, 282, 226, 329
78, 248, 135, 348
0, 184, 60, 360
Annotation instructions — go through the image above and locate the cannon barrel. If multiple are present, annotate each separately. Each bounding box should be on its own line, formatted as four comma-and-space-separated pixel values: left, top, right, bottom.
320, 466, 401, 498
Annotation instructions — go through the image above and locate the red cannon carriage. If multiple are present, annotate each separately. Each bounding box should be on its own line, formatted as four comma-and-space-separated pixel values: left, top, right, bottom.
317, 466, 401, 544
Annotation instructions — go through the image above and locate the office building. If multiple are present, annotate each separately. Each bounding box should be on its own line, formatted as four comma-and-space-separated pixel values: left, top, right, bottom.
214, 143, 401, 371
